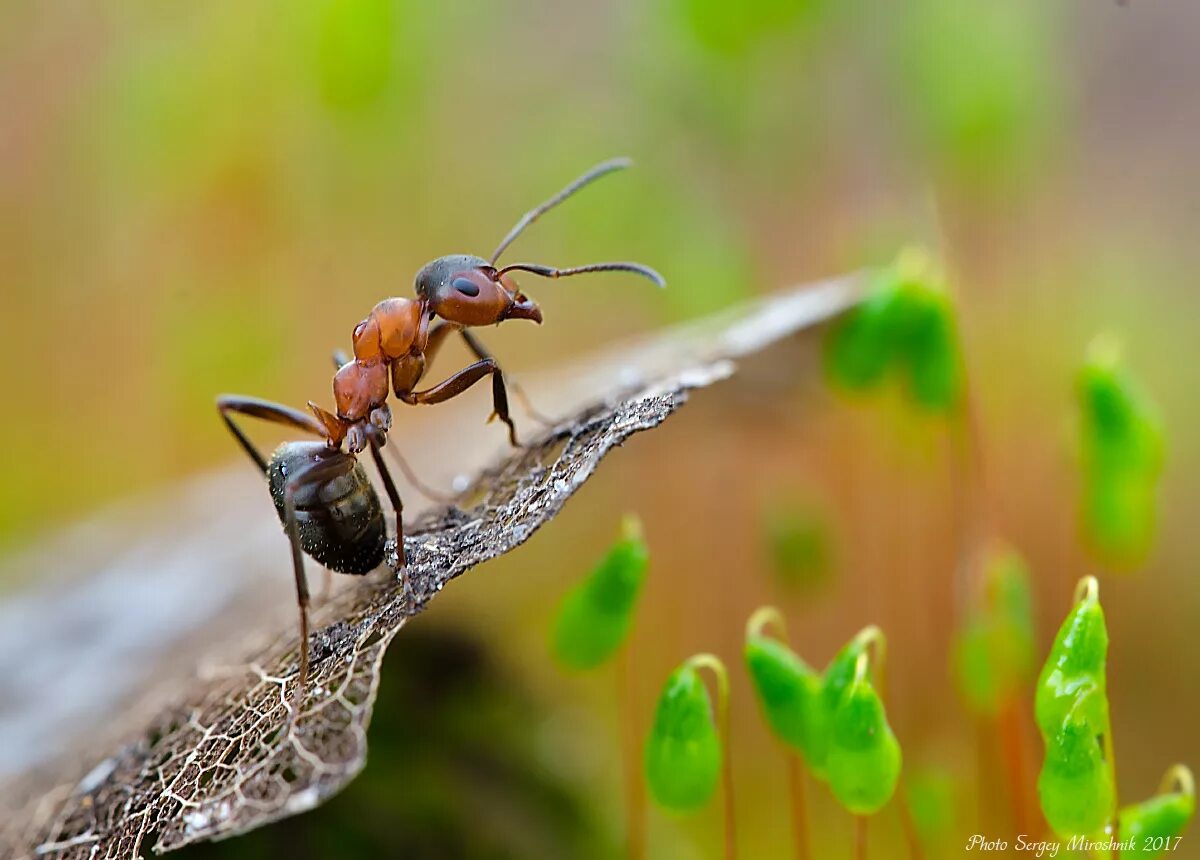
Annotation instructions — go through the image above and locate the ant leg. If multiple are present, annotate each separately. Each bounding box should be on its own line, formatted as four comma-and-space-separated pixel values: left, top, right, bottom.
366, 441, 407, 568
281, 482, 311, 723
404, 359, 518, 446
420, 326, 548, 436
423, 323, 534, 439
217, 396, 332, 721
459, 329, 555, 427
217, 396, 327, 473
422, 321, 462, 370
278, 453, 356, 722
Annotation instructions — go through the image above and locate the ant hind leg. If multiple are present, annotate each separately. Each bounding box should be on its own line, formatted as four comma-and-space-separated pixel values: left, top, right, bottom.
281, 479, 311, 724
216, 394, 335, 724
278, 454, 359, 723
217, 395, 327, 473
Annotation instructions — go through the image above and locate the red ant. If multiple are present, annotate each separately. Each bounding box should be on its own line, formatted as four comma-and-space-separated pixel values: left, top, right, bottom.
217, 158, 663, 713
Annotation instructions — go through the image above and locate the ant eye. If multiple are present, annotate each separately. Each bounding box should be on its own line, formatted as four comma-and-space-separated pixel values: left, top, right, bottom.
451, 277, 480, 297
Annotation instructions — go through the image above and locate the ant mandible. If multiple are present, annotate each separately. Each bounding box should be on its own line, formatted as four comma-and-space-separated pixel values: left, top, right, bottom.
216, 158, 663, 714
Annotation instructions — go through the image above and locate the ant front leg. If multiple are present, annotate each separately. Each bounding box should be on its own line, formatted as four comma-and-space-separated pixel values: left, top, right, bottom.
423, 323, 545, 440
402, 358, 519, 447
459, 329, 555, 428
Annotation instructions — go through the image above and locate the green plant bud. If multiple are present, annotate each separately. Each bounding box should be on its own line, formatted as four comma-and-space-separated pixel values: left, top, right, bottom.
745, 635, 825, 767
988, 550, 1036, 682
1038, 711, 1114, 837
826, 674, 902, 815
1035, 577, 1114, 838
954, 618, 1000, 714
895, 0, 1059, 189
899, 287, 961, 411
1078, 342, 1164, 476
824, 250, 961, 411
1077, 338, 1164, 568
814, 633, 871, 778
763, 503, 832, 592
1035, 580, 1108, 733
552, 517, 649, 670
1119, 766, 1195, 860
824, 279, 902, 391
821, 635, 868, 716
953, 545, 1036, 715
644, 664, 722, 811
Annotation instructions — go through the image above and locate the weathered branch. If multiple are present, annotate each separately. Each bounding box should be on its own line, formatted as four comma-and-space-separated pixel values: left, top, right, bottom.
0, 274, 862, 859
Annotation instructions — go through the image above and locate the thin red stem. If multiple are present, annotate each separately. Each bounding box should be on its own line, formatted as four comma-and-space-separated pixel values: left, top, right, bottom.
617, 647, 645, 860
720, 701, 736, 860
787, 754, 809, 860
998, 696, 1031, 836
897, 784, 925, 860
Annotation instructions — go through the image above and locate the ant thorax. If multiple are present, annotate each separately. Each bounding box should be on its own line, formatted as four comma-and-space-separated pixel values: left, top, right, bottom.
352, 297, 426, 364
333, 297, 428, 428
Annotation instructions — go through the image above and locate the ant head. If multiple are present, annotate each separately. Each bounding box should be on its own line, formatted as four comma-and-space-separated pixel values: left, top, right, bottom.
415, 254, 542, 327
413, 160, 664, 329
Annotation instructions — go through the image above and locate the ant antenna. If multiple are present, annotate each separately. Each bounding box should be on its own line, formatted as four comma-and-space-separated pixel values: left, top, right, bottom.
490, 157, 633, 265
496, 261, 666, 289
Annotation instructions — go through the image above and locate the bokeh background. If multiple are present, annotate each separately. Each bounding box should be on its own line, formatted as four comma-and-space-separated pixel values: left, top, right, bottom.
2, 0, 1199, 857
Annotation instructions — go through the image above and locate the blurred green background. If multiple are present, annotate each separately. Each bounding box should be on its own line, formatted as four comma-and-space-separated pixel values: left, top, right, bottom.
3, 0, 1199, 857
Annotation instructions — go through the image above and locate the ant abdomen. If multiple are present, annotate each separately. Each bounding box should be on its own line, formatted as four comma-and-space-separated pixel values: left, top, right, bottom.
267, 441, 386, 575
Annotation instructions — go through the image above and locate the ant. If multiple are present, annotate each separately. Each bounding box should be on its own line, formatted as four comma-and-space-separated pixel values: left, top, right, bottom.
217, 158, 663, 714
